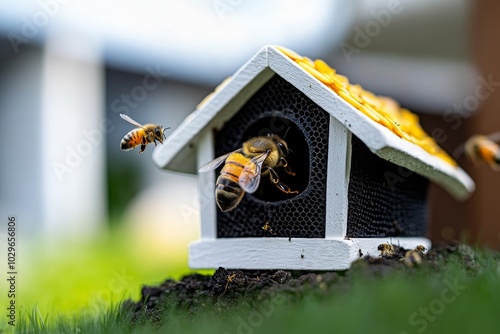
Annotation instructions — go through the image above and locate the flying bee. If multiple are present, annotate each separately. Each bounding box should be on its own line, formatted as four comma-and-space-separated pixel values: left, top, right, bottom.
119, 114, 170, 153
198, 135, 298, 212
464, 132, 500, 170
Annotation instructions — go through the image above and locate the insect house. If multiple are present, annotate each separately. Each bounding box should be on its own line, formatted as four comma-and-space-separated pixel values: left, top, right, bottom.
153, 45, 475, 270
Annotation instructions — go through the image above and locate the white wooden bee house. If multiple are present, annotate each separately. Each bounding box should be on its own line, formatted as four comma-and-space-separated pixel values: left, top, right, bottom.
153, 45, 475, 270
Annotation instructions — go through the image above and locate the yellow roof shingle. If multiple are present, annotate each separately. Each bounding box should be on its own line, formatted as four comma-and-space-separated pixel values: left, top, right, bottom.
276, 45, 456, 166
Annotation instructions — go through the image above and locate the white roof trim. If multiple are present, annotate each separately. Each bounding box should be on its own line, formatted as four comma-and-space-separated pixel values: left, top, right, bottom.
153, 45, 474, 200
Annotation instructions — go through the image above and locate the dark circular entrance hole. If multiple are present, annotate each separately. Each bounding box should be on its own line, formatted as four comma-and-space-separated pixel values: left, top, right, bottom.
241, 116, 309, 202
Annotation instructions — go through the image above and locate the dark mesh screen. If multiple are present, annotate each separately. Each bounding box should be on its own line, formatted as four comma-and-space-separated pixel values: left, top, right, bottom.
214, 75, 330, 238
347, 136, 429, 237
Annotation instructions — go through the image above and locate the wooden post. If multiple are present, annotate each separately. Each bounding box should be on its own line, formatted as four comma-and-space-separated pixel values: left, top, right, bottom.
468, 0, 500, 248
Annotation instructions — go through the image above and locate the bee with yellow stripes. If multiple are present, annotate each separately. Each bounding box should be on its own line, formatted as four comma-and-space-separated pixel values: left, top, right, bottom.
464, 132, 500, 170
120, 114, 169, 153
199, 135, 298, 212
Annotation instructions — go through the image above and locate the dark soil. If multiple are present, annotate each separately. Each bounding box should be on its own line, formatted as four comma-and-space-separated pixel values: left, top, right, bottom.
123, 240, 481, 325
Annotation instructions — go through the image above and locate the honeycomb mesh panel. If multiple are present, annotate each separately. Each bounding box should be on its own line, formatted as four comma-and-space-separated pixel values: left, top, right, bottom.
215, 75, 329, 238
347, 136, 429, 237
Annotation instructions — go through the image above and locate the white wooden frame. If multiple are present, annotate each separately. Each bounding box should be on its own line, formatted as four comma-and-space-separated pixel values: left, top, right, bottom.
196, 130, 217, 240
189, 238, 431, 270
154, 45, 471, 270
325, 116, 351, 238
189, 116, 430, 270
153, 45, 474, 198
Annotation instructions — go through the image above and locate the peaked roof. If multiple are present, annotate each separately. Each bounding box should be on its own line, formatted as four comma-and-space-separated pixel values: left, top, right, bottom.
153, 45, 474, 200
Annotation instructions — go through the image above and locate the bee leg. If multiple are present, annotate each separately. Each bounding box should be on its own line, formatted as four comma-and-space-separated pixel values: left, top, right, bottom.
268, 168, 299, 194
284, 165, 296, 176
280, 158, 296, 176
268, 168, 279, 184
275, 182, 299, 194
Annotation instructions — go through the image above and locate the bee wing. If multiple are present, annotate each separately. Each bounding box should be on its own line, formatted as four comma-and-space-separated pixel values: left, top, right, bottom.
198, 150, 240, 172
120, 114, 144, 128
239, 151, 270, 194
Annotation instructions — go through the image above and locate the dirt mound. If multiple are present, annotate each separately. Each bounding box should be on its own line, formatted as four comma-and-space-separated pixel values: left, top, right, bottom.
124, 241, 478, 324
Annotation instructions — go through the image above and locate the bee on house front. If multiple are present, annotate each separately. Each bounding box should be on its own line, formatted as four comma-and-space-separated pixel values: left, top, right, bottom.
198, 135, 298, 212
414, 245, 427, 255
119, 114, 170, 153
224, 273, 237, 293
262, 222, 276, 235
464, 132, 500, 170
377, 243, 395, 258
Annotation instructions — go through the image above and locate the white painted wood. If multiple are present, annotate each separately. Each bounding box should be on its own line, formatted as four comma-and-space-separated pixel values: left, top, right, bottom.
153, 44, 474, 199
375, 146, 473, 200
197, 131, 217, 239
152, 45, 274, 174
266, 45, 474, 200
325, 117, 351, 238
154, 44, 461, 271
189, 237, 431, 270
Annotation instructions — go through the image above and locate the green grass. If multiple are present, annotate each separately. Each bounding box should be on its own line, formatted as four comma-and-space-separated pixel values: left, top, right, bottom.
7, 244, 500, 334
15, 231, 190, 309
0, 226, 207, 333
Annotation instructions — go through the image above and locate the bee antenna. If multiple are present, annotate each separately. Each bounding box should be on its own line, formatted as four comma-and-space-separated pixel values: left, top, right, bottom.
283, 126, 291, 140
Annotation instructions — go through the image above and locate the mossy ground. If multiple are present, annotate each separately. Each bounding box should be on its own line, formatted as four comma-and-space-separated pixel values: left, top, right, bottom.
12, 241, 500, 334
123, 241, 500, 334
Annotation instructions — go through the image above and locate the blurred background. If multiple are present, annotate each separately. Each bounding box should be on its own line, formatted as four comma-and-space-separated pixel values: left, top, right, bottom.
0, 0, 498, 315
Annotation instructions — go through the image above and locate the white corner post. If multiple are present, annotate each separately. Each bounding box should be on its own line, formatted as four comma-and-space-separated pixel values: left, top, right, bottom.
190, 130, 218, 268
325, 116, 351, 239
195, 130, 217, 239
325, 117, 431, 261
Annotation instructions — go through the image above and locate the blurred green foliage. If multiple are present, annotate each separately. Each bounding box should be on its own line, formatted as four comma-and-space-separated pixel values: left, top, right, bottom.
107, 165, 141, 226
0, 226, 204, 333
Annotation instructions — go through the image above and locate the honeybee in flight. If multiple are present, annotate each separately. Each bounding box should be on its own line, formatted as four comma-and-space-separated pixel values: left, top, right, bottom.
464, 132, 500, 170
199, 135, 298, 212
120, 114, 170, 153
